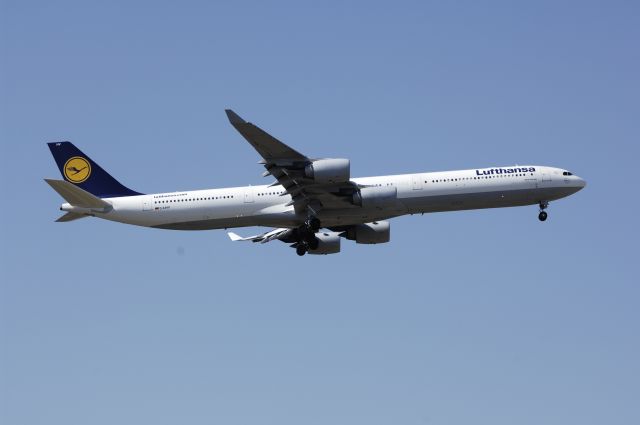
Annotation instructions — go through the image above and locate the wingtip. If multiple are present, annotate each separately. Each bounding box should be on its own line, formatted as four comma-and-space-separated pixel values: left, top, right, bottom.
225, 109, 246, 125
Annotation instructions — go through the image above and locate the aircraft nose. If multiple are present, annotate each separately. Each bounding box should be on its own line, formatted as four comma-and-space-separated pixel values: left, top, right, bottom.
576, 176, 587, 189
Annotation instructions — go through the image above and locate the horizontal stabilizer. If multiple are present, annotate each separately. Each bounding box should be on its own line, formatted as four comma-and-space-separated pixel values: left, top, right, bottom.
45, 179, 111, 209
56, 212, 87, 222
227, 232, 248, 242
227, 228, 291, 243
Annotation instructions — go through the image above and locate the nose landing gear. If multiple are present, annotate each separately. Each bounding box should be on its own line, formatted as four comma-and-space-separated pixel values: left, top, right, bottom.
538, 201, 549, 222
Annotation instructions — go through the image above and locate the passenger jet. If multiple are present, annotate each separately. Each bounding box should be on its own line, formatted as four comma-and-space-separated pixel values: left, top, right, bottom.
45, 110, 586, 256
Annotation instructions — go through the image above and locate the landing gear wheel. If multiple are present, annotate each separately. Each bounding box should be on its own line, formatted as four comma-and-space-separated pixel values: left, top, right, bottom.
296, 245, 307, 256
538, 201, 549, 222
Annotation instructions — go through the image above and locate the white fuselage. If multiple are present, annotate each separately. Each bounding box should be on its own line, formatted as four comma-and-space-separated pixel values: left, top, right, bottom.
66, 165, 585, 230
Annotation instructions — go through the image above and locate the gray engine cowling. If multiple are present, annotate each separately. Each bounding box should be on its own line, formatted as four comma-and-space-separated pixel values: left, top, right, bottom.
345, 221, 390, 244
304, 159, 350, 183
309, 231, 341, 255
352, 186, 397, 208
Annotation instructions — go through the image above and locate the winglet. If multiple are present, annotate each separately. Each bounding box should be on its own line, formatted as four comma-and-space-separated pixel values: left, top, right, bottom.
225, 109, 246, 125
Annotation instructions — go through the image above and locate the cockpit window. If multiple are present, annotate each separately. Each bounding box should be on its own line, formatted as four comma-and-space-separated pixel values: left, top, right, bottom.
562, 171, 573, 176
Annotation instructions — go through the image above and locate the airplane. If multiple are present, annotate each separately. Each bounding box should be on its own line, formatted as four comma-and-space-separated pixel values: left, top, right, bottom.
45, 109, 586, 256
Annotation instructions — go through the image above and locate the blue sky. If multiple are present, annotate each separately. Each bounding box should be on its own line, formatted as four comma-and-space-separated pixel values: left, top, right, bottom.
1, 1, 638, 424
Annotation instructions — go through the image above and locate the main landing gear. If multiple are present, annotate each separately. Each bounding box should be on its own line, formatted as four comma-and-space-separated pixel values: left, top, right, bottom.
306, 217, 321, 232
538, 201, 549, 222
295, 217, 322, 256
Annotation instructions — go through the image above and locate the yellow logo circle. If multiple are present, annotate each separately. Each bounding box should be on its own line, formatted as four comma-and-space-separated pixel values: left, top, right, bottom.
63, 157, 91, 183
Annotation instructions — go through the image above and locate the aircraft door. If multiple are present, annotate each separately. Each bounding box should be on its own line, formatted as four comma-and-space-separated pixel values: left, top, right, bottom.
142, 196, 153, 211
244, 186, 255, 203
411, 175, 422, 190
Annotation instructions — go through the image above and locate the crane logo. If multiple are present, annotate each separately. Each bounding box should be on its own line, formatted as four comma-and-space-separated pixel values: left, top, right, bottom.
63, 157, 91, 183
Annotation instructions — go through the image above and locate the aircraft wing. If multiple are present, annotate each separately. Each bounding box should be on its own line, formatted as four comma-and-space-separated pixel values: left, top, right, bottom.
225, 110, 307, 161
225, 109, 360, 214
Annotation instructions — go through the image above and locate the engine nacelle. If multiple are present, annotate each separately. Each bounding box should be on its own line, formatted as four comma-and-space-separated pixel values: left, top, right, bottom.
345, 221, 390, 244
304, 158, 350, 184
308, 231, 341, 255
352, 186, 397, 208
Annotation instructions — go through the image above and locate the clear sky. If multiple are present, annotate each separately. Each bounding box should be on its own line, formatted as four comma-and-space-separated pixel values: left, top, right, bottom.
1, 1, 638, 424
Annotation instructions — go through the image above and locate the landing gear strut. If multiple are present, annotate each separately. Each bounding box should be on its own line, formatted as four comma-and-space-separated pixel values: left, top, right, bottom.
305, 217, 321, 249
306, 217, 321, 232
538, 201, 549, 222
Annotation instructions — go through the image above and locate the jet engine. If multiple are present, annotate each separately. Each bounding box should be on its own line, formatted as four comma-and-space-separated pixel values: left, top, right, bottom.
344, 221, 390, 244
352, 186, 397, 208
308, 231, 341, 255
304, 159, 350, 183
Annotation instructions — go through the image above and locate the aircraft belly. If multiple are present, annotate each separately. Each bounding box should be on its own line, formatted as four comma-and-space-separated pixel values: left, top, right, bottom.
153, 216, 260, 230
403, 186, 580, 214
151, 206, 300, 230
314, 205, 406, 227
